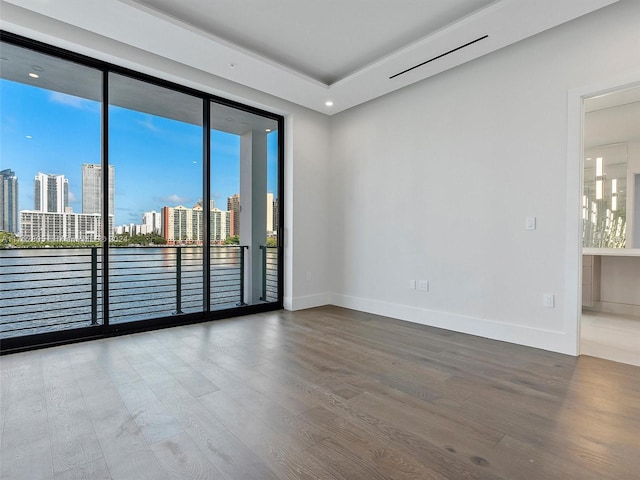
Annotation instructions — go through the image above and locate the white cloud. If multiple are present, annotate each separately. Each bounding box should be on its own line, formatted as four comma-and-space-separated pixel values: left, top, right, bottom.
49, 92, 98, 111
161, 194, 190, 205
137, 116, 161, 132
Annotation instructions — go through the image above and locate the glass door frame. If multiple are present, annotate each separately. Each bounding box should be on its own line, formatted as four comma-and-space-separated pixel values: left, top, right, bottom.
0, 31, 284, 354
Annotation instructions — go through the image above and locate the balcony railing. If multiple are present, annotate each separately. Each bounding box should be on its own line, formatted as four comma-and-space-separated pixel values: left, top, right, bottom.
1, 248, 98, 337
260, 246, 278, 303
0, 245, 259, 339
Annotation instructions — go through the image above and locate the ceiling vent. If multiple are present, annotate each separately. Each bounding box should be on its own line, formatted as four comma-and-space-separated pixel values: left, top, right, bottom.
389, 35, 489, 79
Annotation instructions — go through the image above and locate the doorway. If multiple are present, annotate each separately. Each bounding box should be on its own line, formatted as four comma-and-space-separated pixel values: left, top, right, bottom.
578, 84, 640, 366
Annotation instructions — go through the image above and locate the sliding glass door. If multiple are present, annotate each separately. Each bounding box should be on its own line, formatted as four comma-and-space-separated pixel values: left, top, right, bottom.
210, 104, 280, 308
0, 33, 283, 352
0, 41, 103, 338
107, 73, 204, 324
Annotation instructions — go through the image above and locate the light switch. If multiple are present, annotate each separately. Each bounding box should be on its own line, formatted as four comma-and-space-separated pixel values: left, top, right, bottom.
525, 216, 536, 230
543, 293, 555, 308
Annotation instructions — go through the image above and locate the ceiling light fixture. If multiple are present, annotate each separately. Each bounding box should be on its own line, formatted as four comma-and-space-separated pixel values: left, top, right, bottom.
31, 65, 44, 72
325, 101, 334, 107
265, 128, 272, 132
595, 157, 604, 200
28, 73, 39, 78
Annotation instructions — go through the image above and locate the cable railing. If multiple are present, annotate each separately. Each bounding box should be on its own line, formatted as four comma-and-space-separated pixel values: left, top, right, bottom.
211, 245, 246, 308
0, 245, 258, 339
1, 248, 99, 337
260, 246, 279, 303
108, 247, 207, 324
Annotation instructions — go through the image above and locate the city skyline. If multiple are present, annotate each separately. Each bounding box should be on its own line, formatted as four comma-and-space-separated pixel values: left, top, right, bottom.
0, 78, 279, 230
16, 166, 277, 242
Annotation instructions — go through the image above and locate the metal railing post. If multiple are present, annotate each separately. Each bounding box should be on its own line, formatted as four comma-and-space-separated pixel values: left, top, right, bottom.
260, 246, 267, 301
91, 246, 98, 325
175, 247, 183, 314
239, 246, 246, 305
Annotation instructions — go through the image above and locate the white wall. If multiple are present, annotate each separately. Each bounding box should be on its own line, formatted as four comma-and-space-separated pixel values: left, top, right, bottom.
329, 0, 640, 355
0, 0, 331, 311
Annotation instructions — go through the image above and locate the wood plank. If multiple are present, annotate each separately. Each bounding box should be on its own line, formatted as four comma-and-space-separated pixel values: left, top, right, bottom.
1, 351, 54, 479
198, 389, 340, 480
53, 457, 112, 480
42, 350, 105, 475
193, 429, 281, 480
149, 432, 227, 480
299, 405, 449, 480
115, 376, 184, 445
2, 305, 639, 480
77, 368, 167, 480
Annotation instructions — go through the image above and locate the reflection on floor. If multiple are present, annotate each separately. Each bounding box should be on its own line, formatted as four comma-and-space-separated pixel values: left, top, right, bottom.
581, 310, 640, 367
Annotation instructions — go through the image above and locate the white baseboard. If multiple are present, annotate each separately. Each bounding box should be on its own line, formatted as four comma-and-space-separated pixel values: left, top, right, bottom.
591, 301, 640, 317
330, 293, 577, 355
284, 292, 331, 311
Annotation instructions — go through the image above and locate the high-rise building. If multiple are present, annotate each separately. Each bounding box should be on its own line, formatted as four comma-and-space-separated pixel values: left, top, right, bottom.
161, 203, 230, 245
34, 172, 68, 213
210, 208, 229, 244
0, 169, 19, 233
227, 193, 240, 237
162, 205, 194, 244
20, 210, 113, 242
266, 192, 274, 234
142, 210, 162, 234
272, 197, 279, 235
194, 199, 215, 210
82, 164, 114, 215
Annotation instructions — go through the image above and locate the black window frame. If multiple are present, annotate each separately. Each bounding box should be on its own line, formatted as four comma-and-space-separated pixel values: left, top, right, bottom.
0, 31, 285, 354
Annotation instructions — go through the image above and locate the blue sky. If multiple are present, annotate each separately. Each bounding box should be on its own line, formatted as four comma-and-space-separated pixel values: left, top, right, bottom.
0, 79, 278, 226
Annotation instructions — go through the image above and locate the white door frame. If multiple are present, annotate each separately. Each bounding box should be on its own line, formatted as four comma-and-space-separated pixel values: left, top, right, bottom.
566, 71, 640, 355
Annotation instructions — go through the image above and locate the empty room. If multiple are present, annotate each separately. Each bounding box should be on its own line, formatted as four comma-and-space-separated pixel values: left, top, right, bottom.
1, 0, 639, 479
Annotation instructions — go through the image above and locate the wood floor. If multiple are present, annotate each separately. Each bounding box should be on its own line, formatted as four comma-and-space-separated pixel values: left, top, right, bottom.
1, 306, 639, 480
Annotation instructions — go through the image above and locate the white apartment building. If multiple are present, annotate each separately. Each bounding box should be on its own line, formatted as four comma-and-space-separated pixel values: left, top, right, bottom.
162, 204, 230, 245
20, 211, 114, 242
142, 210, 162, 234
33, 172, 68, 213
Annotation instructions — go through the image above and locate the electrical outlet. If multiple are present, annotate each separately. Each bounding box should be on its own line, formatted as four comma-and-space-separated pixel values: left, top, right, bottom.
409, 280, 416, 290
418, 280, 429, 292
543, 293, 555, 308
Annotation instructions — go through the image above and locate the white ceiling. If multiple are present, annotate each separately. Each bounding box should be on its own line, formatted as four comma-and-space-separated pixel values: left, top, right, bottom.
130, 0, 496, 85
1, 0, 621, 115
122, 0, 620, 114
585, 84, 640, 113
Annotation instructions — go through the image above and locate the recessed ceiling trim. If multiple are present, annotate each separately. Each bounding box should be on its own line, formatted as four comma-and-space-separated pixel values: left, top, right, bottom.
389, 35, 488, 80
0, 0, 622, 115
